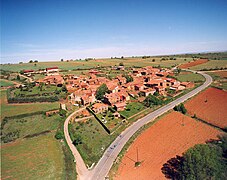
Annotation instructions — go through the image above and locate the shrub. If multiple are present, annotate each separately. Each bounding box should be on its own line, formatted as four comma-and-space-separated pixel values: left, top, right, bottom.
55, 130, 64, 140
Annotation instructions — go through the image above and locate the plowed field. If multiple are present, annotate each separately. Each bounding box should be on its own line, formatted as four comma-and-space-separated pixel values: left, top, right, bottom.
179, 59, 208, 68
185, 87, 227, 128
213, 71, 227, 78
115, 111, 221, 180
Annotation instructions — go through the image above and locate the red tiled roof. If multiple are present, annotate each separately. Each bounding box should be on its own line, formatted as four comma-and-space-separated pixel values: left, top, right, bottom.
46, 67, 58, 70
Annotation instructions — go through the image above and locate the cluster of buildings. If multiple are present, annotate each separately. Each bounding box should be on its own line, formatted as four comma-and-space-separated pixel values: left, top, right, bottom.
23, 67, 59, 76
65, 66, 193, 113
24, 66, 194, 113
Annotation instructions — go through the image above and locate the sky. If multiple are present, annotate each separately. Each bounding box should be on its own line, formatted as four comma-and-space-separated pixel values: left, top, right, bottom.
1, 0, 227, 63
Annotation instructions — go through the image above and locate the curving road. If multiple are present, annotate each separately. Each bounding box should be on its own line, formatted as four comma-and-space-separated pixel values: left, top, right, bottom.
64, 70, 212, 180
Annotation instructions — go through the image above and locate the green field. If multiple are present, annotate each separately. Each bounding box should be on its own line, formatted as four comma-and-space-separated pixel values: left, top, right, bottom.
0, 57, 193, 72
13, 85, 63, 96
69, 118, 123, 166
207, 71, 227, 90
120, 102, 145, 118
0, 79, 15, 87
189, 60, 227, 70
0, 90, 59, 120
1, 114, 61, 143
1, 133, 65, 180
173, 71, 205, 82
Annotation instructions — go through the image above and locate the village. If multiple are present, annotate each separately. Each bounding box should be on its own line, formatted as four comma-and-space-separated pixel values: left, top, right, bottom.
17, 65, 195, 122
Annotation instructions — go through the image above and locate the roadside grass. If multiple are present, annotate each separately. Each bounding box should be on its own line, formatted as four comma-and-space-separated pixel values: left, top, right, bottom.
189, 60, 227, 70
120, 102, 145, 118
0, 90, 59, 120
1, 114, 62, 143
1, 132, 65, 180
173, 71, 205, 82
69, 118, 124, 167
0, 57, 193, 72
0, 79, 15, 87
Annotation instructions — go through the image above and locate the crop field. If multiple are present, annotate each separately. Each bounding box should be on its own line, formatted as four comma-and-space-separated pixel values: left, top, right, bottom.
189, 60, 227, 70
0, 79, 15, 87
213, 70, 227, 78
69, 118, 123, 166
1, 132, 65, 180
0, 57, 193, 72
114, 111, 221, 180
0, 90, 59, 120
207, 71, 227, 90
173, 71, 205, 82
185, 87, 227, 129
1, 114, 61, 143
179, 59, 208, 69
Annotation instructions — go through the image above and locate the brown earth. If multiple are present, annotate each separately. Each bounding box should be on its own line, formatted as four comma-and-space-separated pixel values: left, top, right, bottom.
185, 87, 227, 128
213, 71, 227, 78
115, 111, 221, 180
179, 59, 208, 69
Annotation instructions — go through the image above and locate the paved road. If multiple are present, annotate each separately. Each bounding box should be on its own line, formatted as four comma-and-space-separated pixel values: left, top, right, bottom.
64, 70, 212, 180
88, 70, 212, 180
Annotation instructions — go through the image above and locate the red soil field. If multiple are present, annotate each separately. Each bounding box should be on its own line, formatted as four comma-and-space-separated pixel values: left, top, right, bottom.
213, 71, 227, 78
185, 87, 227, 129
179, 59, 208, 69
115, 111, 221, 180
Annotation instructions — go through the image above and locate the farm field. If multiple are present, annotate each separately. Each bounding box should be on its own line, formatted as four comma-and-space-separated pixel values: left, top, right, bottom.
0, 90, 59, 120
179, 59, 208, 69
173, 71, 205, 82
0, 57, 193, 72
185, 87, 227, 129
1, 132, 65, 180
114, 111, 221, 180
1, 114, 61, 143
207, 71, 227, 90
189, 60, 227, 70
0, 79, 15, 87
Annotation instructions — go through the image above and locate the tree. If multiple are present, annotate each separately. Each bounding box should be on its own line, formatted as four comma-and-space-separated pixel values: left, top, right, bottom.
143, 94, 162, 107
61, 59, 64, 62
29, 60, 33, 63
96, 83, 109, 100
121, 56, 124, 59
124, 74, 133, 83
16, 75, 20, 81
119, 62, 124, 66
61, 84, 67, 92
174, 103, 187, 114
59, 109, 67, 117
39, 82, 44, 91
153, 91, 159, 96
180, 144, 224, 179
73, 135, 83, 146
55, 130, 64, 140
34, 60, 38, 63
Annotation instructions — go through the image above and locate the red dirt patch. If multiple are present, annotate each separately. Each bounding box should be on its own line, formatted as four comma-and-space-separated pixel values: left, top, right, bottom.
213, 71, 227, 78
185, 87, 227, 129
115, 111, 221, 180
179, 59, 208, 69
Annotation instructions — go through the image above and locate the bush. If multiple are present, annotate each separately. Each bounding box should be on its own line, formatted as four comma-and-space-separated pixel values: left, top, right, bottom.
55, 130, 64, 140
173, 103, 187, 114
143, 94, 163, 107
